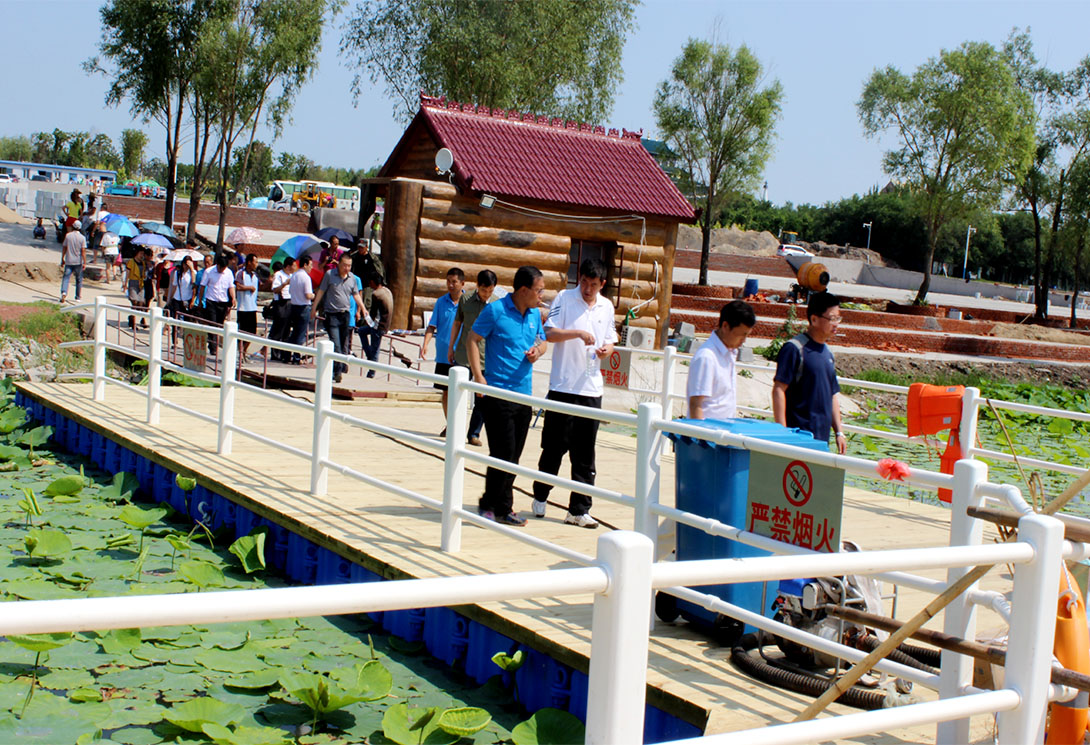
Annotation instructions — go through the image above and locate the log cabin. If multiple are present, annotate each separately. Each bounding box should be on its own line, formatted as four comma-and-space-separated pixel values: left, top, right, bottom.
365, 94, 696, 345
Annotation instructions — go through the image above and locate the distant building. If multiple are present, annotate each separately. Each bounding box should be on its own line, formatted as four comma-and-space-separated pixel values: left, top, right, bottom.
0, 160, 117, 185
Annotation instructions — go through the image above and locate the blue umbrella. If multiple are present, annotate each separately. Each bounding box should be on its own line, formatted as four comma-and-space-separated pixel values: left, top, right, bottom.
105, 216, 139, 238
314, 227, 355, 246
132, 233, 173, 249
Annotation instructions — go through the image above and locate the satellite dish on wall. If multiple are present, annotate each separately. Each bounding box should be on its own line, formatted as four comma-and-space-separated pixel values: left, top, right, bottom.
435, 148, 454, 174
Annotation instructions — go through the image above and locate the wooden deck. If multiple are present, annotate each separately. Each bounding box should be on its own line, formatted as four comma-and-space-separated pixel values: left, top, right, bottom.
19, 382, 1008, 742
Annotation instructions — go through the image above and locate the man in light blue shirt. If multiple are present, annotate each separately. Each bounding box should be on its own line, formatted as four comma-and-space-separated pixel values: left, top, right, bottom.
467, 265, 547, 526
234, 254, 260, 360
420, 267, 464, 434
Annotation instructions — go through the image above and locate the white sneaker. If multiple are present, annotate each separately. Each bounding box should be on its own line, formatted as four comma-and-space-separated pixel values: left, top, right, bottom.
532, 499, 547, 518
564, 512, 598, 529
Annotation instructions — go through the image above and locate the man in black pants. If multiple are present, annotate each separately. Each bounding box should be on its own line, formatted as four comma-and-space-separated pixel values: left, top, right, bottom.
311, 254, 365, 383
197, 253, 236, 356
466, 266, 548, 527
531, 259, 618, 528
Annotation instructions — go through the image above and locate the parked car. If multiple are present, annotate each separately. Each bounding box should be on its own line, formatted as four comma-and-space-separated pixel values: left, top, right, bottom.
0, 174, 13, 183
777, 244, 814, 258
105, 182, 137, 196
30, 174, 50, 182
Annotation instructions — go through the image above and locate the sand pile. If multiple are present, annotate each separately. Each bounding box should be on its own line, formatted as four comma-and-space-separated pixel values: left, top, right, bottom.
988, 321, 1090, 347
0, 204, 32, 225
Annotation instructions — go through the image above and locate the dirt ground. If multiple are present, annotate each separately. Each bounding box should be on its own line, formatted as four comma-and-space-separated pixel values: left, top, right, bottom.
0, 261, 62, 283
987, 321, 1090, 346
0, 304, 45, 323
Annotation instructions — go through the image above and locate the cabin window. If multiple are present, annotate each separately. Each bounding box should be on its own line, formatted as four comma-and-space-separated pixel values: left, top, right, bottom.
569, 239, 622, 308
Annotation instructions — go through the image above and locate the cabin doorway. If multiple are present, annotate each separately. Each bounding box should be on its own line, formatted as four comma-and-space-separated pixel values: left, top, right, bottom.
569, 239, 623, 309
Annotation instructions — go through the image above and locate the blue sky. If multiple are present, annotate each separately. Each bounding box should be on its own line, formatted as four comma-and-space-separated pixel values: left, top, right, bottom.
4, 1, 1087, 206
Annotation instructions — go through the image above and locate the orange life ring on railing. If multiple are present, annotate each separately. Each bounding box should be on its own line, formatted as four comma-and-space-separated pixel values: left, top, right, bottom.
1045, 565, 1090, 745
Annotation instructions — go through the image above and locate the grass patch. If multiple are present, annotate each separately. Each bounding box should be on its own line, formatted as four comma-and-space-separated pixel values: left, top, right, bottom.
845, 368, 999, 390
0, 303, 83, 346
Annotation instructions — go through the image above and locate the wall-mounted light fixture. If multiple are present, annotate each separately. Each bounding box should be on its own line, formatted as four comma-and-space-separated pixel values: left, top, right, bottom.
479, 194, 496, 209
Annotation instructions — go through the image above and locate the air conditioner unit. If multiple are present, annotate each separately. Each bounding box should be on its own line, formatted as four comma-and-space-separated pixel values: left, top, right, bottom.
623, 326, 654, 350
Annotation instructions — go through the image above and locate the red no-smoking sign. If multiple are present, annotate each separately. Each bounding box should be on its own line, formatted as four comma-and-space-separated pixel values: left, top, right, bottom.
608, 350, 621, 370
782, 460, 813, 507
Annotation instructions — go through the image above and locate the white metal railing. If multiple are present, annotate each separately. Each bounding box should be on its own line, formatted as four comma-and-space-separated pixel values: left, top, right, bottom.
40, 296, 1089, 744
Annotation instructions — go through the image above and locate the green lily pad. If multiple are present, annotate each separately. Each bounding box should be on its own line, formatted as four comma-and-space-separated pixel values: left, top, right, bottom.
201, 722, 291, 745
44, 474, 85, 496
437, 707, 492, 737
223, 669, 282, 690
511, 708, 585, 745
331, 660, 392, 701
491, 649, 525, 672
38, 667, 95, 690
24, 528, 72, 560
179, 560, 224, 588
98, 628, 142, 655
70, 686, 103, 702
0, 444, 26, 461
100, 698, 169, 729
279, 671, 369, 716
228, 532, 266, 574
118, 505, 168, 530
174, 475, 196, 492
194, 648, 265, 674
388, 637, 427, 655
2, 577, 76, 600
382, 703, 458, 745
164, 696, 246, 733
15, 425, 52, 448
99, 472, 140, 502
97, 665, 165, 690
198, 630, 248, 650
106, 725, 165, 745
8, 631, 73, 653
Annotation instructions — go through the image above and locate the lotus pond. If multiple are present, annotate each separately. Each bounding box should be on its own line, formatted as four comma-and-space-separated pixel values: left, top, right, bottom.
845, 380, 1090, 513
0, 381, 583, 745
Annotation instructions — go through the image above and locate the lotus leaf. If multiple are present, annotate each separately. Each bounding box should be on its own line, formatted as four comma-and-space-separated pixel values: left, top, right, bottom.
99, 472, 140, 502
388, 637, 426, 655
0, 408, 26, 433
69, 687, 103, 702
0, 444, 25, 460
163, 696, 246, 733
96, 665, 165, 690
0, 707, 101, 744
510, 708, 585, 745
118, 505, 168, 530
44, 474, 85, 496
382, 703, 457, 745
179, 560, 224, 588
437, 707, 492, 736
491, 649, 525, 672
98, 628, 142, 655
199, 630, 248, 650
38, 668, 95, 690
107, 725, 165, 745
175, 475, 197, 492
8, 631, 73, 653
194, 648, 265, 674
99, 698, 169, 729
330, 660, 391, 701
25, 527, 72, 560
223, 669, 282, 690
16, 425, 53, 448
228, 532, 266, 574
201, 722, 291, 745
278, 671, 368, 716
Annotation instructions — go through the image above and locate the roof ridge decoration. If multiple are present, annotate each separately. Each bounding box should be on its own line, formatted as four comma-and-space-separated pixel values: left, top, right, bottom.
418, 93, 642, 141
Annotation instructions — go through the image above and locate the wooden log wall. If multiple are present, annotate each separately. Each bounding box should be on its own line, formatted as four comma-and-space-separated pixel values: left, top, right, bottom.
400, 180, 673, 341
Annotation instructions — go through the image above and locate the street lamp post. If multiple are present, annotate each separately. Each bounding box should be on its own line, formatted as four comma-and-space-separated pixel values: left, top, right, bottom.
862, 222, 872, 251
962, 225, 977, 280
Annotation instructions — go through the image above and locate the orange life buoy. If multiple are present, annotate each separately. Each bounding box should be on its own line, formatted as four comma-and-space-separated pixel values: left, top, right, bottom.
1045, 564, 1089, 745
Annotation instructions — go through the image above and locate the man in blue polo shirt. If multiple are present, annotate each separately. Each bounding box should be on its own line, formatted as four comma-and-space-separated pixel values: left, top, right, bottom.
420, 267, 464, 434
467, 265, 547, 526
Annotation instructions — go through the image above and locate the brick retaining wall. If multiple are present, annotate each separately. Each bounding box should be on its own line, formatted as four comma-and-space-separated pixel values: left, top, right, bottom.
105, 195, 308, 233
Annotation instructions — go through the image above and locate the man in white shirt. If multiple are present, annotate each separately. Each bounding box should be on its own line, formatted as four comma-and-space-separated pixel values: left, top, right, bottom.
531, 259, 618, 529
59, 222, 86, 303
687, 300, 756, 420
198, 253, 236, 355
288, 254, 315, 364
234, 253, 260, 360
269, 257, 296, 361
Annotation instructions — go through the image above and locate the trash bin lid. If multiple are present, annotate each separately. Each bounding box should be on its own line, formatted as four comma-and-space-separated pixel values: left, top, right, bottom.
665, 417, 827, 452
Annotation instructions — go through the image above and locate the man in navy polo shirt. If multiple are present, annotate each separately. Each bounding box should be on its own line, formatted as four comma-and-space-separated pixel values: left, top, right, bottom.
467, 266, 548, 526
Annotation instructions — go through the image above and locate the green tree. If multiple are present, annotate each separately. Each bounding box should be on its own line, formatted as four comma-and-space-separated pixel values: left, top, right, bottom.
859, 40, 1035, 304
120, 128, 149, 179
231, 140, 273, 198
654, 37, 783, 285
89, 0, 219, 224
342, 0, 636, 123
0, 136, 33, 162
199, 0, 333, 248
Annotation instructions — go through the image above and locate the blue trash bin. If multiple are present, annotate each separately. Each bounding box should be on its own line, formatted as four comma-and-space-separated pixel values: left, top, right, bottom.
662, 418, 829, 640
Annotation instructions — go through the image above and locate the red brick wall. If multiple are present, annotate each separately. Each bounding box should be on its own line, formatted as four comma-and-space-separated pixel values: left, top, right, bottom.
104, 195, 309, 233
674, 250, 796, 278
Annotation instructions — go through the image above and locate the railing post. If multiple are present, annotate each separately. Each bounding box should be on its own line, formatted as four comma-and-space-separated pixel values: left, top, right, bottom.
936, 458, 988, 745
659, 345, 677, 417
310, 340, 334, 496
997, 513, 1064, 745
146, 306, 163, 424
441, 365, 470, 552
217, 321, 239, 455
633, 401, 662, 553
959, 386, 980, 459
92, 296, 106, 402
585, 531, 653, 745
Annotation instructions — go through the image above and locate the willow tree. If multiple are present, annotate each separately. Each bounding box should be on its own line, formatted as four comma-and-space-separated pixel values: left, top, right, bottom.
341, 0, 636, 123
653, 38, 783, 286
859, 41, 1035, 304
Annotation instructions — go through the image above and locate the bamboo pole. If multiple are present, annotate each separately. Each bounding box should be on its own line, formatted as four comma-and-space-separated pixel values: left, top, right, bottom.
794, 563, 992, 721
1042, 467, 1090, 516
967, 504, 1090, 543
822, 604, 1090, 693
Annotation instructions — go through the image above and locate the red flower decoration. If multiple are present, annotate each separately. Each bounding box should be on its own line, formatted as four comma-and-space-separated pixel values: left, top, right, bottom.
877, 458, 911, 482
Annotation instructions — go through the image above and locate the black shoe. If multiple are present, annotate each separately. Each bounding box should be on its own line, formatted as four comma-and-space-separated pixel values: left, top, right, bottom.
333, 372, 343, 383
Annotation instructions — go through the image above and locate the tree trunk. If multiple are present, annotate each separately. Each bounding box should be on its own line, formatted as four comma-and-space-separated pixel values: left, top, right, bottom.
1042, 168, 1067, 321
699, 184, 714, 286
1031, 197, 1045, 319
1073, 231, 1085, 329
162, 90, 181, 227
913, 226, 939, 305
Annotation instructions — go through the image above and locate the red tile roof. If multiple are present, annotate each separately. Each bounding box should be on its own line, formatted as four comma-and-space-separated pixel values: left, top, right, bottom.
383, 95, 696, 222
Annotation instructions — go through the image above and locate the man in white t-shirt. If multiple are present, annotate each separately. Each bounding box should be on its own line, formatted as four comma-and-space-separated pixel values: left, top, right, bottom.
269, 256, 296, 361
197, 253, 236, 355
59, 222, 86, 303
287, 254, 315, 364
687, 300, 756, 420
531, 258, 618, 528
